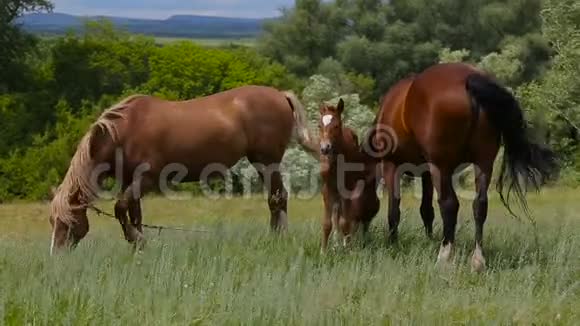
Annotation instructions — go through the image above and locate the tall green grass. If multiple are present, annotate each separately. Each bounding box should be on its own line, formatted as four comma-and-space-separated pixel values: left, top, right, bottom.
1, 189, 579, 324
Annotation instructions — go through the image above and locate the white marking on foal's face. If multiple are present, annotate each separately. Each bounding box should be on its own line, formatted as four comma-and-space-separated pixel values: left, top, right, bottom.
322, 114, 333, 126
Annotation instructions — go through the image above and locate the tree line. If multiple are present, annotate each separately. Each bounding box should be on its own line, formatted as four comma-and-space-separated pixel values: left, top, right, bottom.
0, 0, 579, 201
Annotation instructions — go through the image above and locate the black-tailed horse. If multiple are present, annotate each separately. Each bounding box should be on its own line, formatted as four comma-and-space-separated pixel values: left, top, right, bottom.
49, 86, 316, 254
367, 63, 558, 271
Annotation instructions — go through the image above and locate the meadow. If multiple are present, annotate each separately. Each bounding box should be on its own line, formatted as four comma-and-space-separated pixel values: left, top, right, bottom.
0, 188, 578, 325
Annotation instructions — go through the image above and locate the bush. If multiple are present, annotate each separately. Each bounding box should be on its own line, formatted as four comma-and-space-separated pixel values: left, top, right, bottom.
0, 101, 95, 200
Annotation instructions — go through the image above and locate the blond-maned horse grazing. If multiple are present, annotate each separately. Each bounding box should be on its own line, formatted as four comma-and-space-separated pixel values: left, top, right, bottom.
49, 86, 317, 254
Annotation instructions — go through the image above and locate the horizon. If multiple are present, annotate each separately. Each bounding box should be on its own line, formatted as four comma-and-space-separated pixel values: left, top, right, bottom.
30, 11, 272, 21
50, 0, 293, 19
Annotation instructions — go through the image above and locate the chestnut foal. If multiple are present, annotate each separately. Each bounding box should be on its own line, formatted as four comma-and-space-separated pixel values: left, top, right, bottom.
319, 99, 380, 251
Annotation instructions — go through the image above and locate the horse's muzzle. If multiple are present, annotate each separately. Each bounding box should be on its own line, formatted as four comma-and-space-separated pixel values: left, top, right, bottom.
320, 142, 333, 155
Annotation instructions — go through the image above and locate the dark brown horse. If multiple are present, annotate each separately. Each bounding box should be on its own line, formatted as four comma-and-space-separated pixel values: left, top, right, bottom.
318, 99, 380, 251
367, 62, 557, 271
49, 86, 316, 254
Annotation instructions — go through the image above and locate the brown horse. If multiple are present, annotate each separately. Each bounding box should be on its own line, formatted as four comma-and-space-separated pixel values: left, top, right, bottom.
367, 62, 558, 271
318, 99, 380, 251
49, 86, 316, 254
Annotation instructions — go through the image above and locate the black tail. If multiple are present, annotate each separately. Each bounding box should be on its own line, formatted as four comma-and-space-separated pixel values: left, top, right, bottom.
465, 73, 559, 216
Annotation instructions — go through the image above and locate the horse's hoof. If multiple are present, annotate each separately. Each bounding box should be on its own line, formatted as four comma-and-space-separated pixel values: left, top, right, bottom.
471, 258, 486, 273
135, 239, 146, 251
342, 236, 353, 249
470, 247, 486, 273
436, 243, 454, 266
129, 230, 146, 251
387, 234, 398, 245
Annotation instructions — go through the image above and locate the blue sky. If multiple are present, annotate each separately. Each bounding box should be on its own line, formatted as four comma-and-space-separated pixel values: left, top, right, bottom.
51, 0, 295, 19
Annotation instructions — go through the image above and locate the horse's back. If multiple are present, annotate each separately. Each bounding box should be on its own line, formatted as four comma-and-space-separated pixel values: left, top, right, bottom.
377, 76, 415, 133
116, 86, 295, 176
218, 86, 295, 159
407, 63, 493, 164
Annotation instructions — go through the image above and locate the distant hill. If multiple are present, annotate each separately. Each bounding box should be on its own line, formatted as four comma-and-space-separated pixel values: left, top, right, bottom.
16, 13, 270, 39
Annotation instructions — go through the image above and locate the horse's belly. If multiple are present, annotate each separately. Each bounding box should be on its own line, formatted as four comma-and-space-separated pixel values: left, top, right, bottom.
124, 131, 247, 184
157, 149, 245, 181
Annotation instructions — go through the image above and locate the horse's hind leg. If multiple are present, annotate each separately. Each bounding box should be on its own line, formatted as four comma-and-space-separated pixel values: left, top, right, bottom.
383, 162, 401, 242
420, 173, 435, 238
431, 165, 459, 266
471, 162, 492, 273
251, 158, 288, 232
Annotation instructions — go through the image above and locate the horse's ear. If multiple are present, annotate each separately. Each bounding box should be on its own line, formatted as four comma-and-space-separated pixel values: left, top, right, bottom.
319, 103, 326, 114
337, 98, 344, 114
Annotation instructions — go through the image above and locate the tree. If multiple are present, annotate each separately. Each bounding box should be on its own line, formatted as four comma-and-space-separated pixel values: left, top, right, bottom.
0, 0, 53, 92
50, 21, 156, 107
517, 0, 580, 178
0, 0, 52, 22
259, 0, 344, 76
260, 0, 546, 102
143, 42, 295, 100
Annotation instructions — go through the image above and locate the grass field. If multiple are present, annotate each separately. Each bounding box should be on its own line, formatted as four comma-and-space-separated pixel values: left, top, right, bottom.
0, 188, 579, 324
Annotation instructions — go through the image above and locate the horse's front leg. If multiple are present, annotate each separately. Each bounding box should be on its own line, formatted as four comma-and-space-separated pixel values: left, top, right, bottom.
321, 184, 334, 253
331, 200, 343, 248
420, 173, 435, 238
127, 198, 146, 250
339, 199, 354, 248
115, 180, 148, 246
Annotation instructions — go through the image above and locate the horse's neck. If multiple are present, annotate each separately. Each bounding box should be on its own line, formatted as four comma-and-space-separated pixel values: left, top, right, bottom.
338, 130, 363, 163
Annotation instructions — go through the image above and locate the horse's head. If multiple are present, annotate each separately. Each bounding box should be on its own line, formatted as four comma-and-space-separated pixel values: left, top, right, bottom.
49, 188, 89, 255
348, 162, 381, 226
319, 98, 345, 156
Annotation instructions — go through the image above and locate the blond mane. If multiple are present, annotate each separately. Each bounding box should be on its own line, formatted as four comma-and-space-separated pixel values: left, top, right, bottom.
50, 95, 145, 225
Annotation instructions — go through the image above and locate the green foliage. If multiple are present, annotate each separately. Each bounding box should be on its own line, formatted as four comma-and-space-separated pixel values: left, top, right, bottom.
50, 21, 156, 106
0, 93, 52, 156
260, 0, 545, 100
0, 0, 52, 92
143, 42, 294, 100
260, 0, 341, 76
3, 0, 580, 199
439, 48, 471, 64
517, 0, 580, 180
0, 101, 94, 200
0, 19, 298, 200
